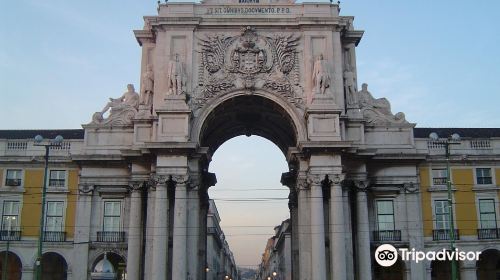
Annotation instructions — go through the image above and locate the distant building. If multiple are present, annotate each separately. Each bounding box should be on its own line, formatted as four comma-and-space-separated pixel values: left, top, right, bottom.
206, 199, 239, 280
256, 219, 291, 280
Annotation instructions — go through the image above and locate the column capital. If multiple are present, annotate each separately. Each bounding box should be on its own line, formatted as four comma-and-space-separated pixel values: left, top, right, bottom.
354, 180, 370, 192
402, 182, 419, 193
129, 180, 147, 193
78, 184, 94, 195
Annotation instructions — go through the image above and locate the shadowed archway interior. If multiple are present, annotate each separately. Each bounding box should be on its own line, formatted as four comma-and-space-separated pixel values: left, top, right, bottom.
199, 95, 298, 154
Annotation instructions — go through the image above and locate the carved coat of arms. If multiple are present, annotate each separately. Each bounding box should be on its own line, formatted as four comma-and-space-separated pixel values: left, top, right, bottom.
194, 26, 303, 110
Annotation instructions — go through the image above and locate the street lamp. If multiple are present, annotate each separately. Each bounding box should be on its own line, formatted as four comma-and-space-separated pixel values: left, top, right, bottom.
33, 135, 63, 280
2, 216, 16, 280
429, 132, 460, 280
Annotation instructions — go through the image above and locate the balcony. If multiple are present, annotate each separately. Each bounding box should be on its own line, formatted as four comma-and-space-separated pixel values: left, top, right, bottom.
43, 231, 66, 242
432, 178, 447, 186
373, 230, 402, 242
96, 231, 126, 243
477, 228, 500, 240
433, 229, 460, 241
49, 179, 66, 187
0, 230, 21, 241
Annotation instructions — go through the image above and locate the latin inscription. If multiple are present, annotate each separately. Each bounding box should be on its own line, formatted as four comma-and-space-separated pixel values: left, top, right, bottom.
206, 6, 291, 15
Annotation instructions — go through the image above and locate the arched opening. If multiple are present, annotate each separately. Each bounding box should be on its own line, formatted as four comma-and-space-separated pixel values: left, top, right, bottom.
431, 260, 461, 280
0, 251, 22, 280
374, 259, 405, 280
200, 95, 297, 279
41, 252, 67, 280
477, 249, 500, 280
92, 252, 126, 280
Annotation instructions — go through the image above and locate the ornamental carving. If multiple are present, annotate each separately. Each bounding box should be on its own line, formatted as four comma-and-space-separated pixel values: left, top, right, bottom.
194, 26, 303, 110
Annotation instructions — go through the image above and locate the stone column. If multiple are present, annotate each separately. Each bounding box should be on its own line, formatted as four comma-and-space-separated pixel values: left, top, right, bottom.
329, 175, 346, 279
151, 178, 169, 280
343, 185, 355, 280
356, 182, 372, 280
404, 183, 426, 280
126, 182, 143, 280
297, 179, 311, 280
172, 175, 189, 279
72, 185, 94, 280
309, 174, 327, 280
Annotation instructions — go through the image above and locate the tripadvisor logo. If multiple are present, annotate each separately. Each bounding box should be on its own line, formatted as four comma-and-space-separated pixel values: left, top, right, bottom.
375, 244, 482, 267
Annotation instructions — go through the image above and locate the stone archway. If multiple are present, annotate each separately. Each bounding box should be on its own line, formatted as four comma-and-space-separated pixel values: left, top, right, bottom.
477, 249, 500, 280
431, 260, 461, 280
92, 252, 127, 280
0, 251, 22, 280
41, 252, 68, 280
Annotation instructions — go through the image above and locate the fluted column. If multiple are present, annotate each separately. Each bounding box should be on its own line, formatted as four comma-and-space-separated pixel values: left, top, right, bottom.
151, 177, 169, 280
126, 182, 143, 280
172, 175, 189, 279
329, 175, 346, 279
72, 185, 94, 279
356, 181, 372, 280
309, 174, 327, 280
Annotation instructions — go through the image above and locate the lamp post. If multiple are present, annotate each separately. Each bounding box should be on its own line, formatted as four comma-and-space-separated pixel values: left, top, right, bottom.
33, 134, 63, 280
429, 132, 460, 280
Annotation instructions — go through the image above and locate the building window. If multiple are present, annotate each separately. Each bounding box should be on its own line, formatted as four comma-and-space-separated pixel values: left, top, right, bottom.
376, 200, 395, 231
45, 201, 64, 231
476, 168, 493, 185
432, 169, 448, 186
49, 170, 66, 187
5, 169, 22, 187
434, 200, 450, 229
479, 199, 497, 229
103, 201, 121, 232
1, 201, 20, 231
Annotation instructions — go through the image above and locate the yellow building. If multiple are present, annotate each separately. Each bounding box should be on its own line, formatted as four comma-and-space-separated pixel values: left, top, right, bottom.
416, 128, 500, 279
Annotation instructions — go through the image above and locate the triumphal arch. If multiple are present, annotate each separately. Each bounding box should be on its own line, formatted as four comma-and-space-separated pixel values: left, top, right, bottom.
74, 1, 425, 279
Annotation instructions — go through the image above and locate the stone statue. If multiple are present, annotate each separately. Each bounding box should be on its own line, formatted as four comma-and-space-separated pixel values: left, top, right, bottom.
91, 84, 140, 126
166, 54, 186, 96
140, 64, 154, 106
357, 83, 407, 124
312, 54, 331, 95
344, 66, 357, 106
100, 84, 140, 114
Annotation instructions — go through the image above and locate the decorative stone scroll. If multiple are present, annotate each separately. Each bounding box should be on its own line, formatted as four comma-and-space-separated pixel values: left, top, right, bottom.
194, 26, 303, 110
357, 83, 407, 125
90, 84, 140, 126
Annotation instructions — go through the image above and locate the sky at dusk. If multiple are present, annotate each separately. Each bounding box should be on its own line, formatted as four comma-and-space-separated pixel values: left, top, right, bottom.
1, 0, 500, 268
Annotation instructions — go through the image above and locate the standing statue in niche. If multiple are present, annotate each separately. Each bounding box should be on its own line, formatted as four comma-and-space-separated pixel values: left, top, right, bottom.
140, 64, 154, 106
312, 54, 331, 95
166, 54, 186, 96
344, 65, 358, 106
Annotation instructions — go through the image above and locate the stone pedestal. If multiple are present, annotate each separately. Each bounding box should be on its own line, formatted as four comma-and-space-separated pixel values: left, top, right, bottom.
306, 95, 341, 142
156, 94, 190, 142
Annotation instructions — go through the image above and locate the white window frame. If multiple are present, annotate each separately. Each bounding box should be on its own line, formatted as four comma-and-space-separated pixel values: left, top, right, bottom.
475, 193, 500, 230
474, 167, 495, 186
431, 194, 457, 230
1, 200, 21, 232
102, 200, 122, 232
44, 200, 66, 232
375, 199, 395, 231
431, 168, 448, 186
47, 169, 68, 188
3, 169, 24, 188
